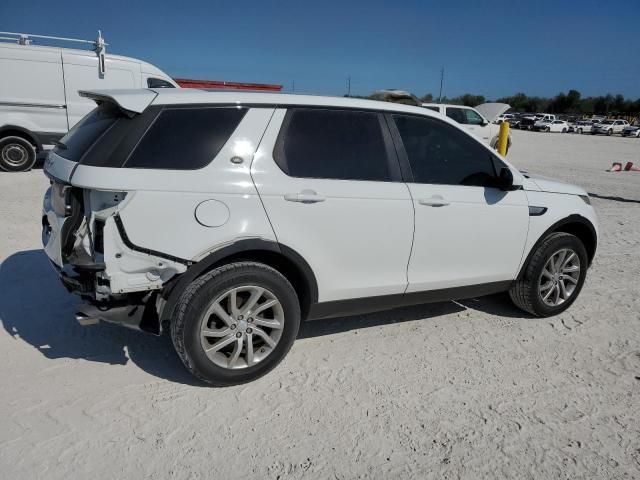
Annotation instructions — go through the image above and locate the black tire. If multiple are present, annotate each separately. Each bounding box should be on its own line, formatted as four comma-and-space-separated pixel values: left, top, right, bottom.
509, 232, 588, 317
578, 128, 583, 134
607, 129, 612, 136
171, 262, 300, 386
0, 136, 37, 172
562, 128, 567, 133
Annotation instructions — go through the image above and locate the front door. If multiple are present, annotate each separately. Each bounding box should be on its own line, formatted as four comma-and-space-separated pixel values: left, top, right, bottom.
251, 107, 414, 302
390, 113, 529, 292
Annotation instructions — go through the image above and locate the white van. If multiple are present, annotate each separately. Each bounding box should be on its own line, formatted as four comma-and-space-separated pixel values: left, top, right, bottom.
0, 32, 177, 171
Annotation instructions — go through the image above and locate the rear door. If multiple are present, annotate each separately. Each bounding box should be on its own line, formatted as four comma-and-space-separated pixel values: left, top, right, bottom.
390, 113, 529, 292
251, 107, 414, 302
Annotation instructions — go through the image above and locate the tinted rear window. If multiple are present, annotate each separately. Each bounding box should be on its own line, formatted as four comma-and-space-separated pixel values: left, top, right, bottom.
125, 107, 246, 169
274, 108, 391, 181
54, 104, 120, 161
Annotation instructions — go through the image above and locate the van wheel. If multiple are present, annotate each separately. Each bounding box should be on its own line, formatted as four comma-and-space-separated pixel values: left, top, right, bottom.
509, 232, 588, 317
171, 262, 300, 386
0, 136, 37, 172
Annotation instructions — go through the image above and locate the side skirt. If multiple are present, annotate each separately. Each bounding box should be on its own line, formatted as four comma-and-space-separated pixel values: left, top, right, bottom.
306, 280, 513, 320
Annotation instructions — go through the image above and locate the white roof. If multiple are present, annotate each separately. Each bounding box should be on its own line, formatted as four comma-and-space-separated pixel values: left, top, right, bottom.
82, 88, 447, 118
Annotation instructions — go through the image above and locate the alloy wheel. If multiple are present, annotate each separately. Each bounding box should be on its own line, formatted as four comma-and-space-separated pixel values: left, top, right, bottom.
538, 249, 581, 307
199, 285, 284, 369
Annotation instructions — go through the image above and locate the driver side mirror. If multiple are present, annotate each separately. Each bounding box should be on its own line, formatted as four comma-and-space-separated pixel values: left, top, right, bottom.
495, 167, 519, 191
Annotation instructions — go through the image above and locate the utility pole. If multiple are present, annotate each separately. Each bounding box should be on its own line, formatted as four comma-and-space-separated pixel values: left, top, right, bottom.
346, 75, 351, 97
292, 80, 295, 93
438, 67, 444, 103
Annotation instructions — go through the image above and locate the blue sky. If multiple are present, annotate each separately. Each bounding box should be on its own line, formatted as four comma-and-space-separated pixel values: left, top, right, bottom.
2, 0, 639, 99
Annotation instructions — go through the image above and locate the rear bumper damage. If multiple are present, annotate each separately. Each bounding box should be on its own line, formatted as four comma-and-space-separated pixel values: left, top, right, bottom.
42, 183, 186, 334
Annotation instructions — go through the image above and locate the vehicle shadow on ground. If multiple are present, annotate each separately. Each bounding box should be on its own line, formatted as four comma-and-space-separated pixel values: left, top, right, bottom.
0, 249, 529, 384
0, 249, 202, 386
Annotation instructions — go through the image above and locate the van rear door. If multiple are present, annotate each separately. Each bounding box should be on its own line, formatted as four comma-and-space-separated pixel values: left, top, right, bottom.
62, 52, 138, 128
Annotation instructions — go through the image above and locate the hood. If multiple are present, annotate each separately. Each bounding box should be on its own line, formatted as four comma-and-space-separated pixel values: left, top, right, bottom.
523, 173, 587, 196
475, 103, 510, 122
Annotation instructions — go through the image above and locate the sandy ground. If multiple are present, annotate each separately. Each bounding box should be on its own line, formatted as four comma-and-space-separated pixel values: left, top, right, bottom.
1, 130, 639, 479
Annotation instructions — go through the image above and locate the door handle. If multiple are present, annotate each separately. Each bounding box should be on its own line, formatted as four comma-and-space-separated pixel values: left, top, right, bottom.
419, 196, 449, 207
284, 190, 326, 204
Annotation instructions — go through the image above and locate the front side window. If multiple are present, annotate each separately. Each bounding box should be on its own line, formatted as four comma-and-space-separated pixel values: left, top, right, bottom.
393, 114, 497, 187
445, 107, 466, 124
274, 108, 391, 181
147, 78, 175, 88
125, 107, 246, 169
464, 109, 485, 125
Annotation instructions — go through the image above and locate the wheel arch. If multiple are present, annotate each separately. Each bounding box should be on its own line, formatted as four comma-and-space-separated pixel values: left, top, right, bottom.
159, 239, 318, 330
0, 125, 42, 151
518, 214, 597, 279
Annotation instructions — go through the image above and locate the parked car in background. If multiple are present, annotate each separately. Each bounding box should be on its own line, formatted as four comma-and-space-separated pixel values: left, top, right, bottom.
0, 31, 177, 172
520, 114, 554, 130
573, 121, 594, 134
621, 123, 640, 137
507, 116, 521, 128
42, 89, 598, 385
422, 103, 512, 152
592, 119, 629, 136
544, 120, 570, 133
533, 114, 557, 131
495, 113, 515, 124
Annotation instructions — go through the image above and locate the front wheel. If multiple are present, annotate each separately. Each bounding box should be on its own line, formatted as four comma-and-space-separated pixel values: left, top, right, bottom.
171, 262, 301, 386
578, 128, 583, 134
607, 129, 613, 136
0, 136, 37, 172
509, 232, 588, 317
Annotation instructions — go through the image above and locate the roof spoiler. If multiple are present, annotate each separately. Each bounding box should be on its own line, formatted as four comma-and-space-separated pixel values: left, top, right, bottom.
79, 89, 158, 117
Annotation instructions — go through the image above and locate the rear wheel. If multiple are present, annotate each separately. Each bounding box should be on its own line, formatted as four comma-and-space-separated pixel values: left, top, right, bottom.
171, 262, 300, 386
607, 129, 613, 136
562, 128, 567, 133
509, 232, 588, 317
0, 136, 37, 172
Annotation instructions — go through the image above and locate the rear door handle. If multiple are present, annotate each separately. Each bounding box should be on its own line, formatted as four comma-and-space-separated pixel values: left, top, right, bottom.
284, 190, 326, 203
419, 196, 449, 207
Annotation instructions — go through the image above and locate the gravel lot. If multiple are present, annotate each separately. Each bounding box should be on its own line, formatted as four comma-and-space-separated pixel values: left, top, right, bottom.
1, 130, 639, 479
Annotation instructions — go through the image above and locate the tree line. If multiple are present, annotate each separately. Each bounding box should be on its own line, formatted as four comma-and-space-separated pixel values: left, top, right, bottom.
417, 90, 640, 115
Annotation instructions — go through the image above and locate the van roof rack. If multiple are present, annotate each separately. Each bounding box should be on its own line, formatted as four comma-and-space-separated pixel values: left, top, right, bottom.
0, 30, 108, 75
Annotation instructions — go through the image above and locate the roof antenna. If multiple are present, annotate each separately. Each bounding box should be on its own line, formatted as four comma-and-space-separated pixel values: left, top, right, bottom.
95, 30, 106, 77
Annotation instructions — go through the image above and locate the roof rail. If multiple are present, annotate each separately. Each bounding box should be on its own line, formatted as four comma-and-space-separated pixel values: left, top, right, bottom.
0, 30, 108, 75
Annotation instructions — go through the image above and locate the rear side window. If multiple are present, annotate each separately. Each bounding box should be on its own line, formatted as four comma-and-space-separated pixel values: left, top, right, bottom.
125, 107, 246, 169
274, 108, 391, 181
147, 78, 175, 88
54, 104, 120, 161
393, 114, 497, 187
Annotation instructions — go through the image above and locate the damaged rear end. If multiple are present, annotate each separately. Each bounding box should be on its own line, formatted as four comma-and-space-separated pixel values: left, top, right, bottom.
42, 90, 187, 333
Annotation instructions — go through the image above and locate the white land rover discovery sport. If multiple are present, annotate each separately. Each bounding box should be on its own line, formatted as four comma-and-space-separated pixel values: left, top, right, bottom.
42, 89, 598, 386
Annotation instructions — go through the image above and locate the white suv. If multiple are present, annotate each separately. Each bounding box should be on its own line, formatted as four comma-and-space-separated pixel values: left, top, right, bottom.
42, 89, 598, 386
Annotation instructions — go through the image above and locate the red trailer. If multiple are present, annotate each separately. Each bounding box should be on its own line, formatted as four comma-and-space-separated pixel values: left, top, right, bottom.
174, 78, 282, 91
